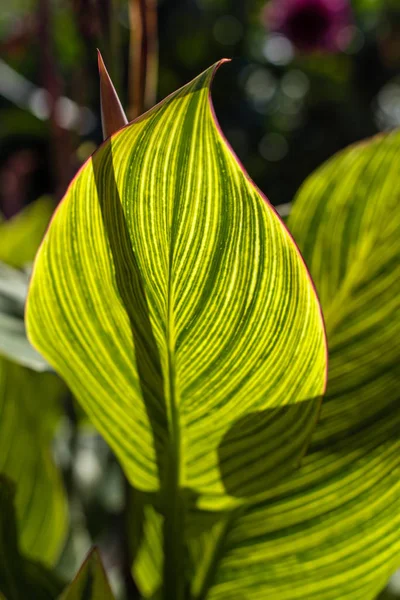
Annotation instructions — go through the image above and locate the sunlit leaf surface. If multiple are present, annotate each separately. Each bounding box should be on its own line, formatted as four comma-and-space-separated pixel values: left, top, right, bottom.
178, 130, 400, 600
26, 61, 326, 511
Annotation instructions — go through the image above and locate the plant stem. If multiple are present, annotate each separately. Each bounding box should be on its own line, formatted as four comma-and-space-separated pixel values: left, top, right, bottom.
128, 0, 158, 119
162, 347, 185, 600
162, 452, 185, 600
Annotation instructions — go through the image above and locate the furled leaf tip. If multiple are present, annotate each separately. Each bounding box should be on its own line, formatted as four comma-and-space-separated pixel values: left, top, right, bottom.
97, 49, 128, 140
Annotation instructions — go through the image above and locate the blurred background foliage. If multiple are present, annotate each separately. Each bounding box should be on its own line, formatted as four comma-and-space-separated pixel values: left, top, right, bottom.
1, 0, 400, 216
0, 0, 399, 598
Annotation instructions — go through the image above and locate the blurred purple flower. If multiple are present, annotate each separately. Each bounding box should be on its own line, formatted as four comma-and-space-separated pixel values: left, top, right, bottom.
265, 0, 353, 53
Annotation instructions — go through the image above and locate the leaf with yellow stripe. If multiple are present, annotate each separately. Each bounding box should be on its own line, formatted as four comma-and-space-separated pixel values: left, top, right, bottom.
177, 130, 400, 600
26, 60, 326, 512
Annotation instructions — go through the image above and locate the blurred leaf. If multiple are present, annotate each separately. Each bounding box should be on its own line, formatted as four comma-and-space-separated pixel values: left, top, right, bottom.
26, 61, 327, 517
53, 4, 83, 68
0, 358, 68, 564
0, 197, 54, 370
0, 261, 27, 305
378, 589, 400, 600
352, 0, 384, 13
0, 476, 63, 600
58, 549, 115, 600
0, 0, 34, 37
0, 109, 47, 137
0, 262, 51, 371
0, 198, 67, 564
0, 196, 54, 268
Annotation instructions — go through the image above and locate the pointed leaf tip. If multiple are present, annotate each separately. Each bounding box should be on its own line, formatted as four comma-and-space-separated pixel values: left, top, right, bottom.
97, 50, 128, 140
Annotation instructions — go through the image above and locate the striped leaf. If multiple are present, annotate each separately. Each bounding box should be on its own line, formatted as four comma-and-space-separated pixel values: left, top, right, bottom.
0, 201, 68, 565
0, 476, 63, 600
26, 61, 326, 511
179, 131, 400, 599
58, 549, 115, 600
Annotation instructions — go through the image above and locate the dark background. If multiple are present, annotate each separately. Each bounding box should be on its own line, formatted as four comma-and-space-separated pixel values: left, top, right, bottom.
1, 0, 400, 217
0, 0, 399, 597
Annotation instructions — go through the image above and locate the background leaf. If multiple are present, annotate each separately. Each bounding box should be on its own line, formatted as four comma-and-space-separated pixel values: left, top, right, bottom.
26, 62, 327, 511
58, 549, 115, 600
177, 129, 400, 600
0, 198, 54, 371
0, 476, 63, 600
0, 199, 68, 565
0, 262, 51, 371
0, 197, 54, 268
0, 358, 68, 564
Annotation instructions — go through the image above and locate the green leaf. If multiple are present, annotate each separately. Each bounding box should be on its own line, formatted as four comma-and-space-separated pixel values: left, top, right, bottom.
58, 549, 115, 600
0, 262, 28, 305
181, 131, 400, 599
129, 493, 163, 597
0, 197, 54, 268
0, 358, 68, 564
0, 263, 51, 371
0, 199, 67, 565
0, 198, 54, 371
0, 476, 63, 600
26, 61, 327, 510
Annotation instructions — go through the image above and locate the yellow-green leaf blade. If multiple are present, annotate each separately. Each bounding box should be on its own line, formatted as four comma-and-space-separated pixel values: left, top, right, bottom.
26, 61, 327, 508
191, 456, 400, 600
187, 130, 400, 599
288, 131, 400, 449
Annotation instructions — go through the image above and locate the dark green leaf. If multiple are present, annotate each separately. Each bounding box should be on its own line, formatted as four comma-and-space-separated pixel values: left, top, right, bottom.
58, 549, 115, 600
0, 476, 63, 600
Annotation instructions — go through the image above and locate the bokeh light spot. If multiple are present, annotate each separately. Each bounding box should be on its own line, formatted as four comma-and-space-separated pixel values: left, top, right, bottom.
263, 34, 294, 65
